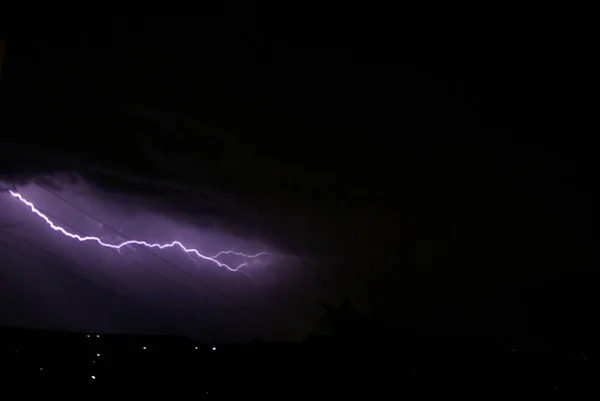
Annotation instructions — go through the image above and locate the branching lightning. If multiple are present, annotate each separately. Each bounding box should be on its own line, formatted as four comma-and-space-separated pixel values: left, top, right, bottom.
8, 191, 268, 272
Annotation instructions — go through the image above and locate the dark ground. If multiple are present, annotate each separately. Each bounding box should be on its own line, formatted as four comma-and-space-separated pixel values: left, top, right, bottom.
0, 322, 596, 398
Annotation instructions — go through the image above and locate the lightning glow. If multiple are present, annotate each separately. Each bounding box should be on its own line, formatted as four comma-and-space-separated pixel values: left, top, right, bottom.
8, 190, 268, 272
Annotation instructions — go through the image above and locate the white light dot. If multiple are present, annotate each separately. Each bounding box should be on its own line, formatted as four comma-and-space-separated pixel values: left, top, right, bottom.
212, 347, 216, 351
86, 335, 90, 338
143, 346, 147, 350
91, 375, 96, 380
92, 361, 96, 364
96, 353, 100, 357
195, 347, 198, 350
96, 335, 100, 338
40, 368, 43, 371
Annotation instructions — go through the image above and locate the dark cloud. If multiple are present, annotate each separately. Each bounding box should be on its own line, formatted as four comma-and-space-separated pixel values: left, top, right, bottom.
0, 14, 596, 343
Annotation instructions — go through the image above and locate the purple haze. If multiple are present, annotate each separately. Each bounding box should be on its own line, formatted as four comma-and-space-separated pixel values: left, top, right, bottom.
0, 181, 324, 341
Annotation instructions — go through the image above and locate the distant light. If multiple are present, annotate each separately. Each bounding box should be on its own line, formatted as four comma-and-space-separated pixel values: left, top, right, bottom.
212, 347, 216, 351
195, 347, 198, 350
91, 376, 96, 380
92, 361, 96, 364
96, 335, 100, 338
512, 349, 515, 352
96, 353, 100, 357
87, 335, 90, 338
143, 346, 147, 350
40, 368, 43, 371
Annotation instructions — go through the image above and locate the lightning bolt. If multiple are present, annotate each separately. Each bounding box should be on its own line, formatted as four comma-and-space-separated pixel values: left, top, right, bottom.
8, 190, 269, 272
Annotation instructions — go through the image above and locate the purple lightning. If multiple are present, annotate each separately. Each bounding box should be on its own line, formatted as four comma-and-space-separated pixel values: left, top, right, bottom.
8, 190, 269, 272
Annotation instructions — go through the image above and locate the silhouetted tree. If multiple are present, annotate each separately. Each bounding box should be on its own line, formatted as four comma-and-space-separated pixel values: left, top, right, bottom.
312, 301, 371, 342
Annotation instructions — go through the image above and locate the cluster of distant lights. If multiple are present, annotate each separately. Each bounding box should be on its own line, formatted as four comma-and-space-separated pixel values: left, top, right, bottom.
85, 334, 216, 380
5, 335, 588, 390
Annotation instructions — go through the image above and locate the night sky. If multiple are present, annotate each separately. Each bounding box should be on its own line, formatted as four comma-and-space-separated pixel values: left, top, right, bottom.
0, 11, 596, 344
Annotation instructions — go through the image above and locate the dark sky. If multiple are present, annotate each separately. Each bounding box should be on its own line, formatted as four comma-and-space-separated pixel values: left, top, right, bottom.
0, 11, 596, 343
